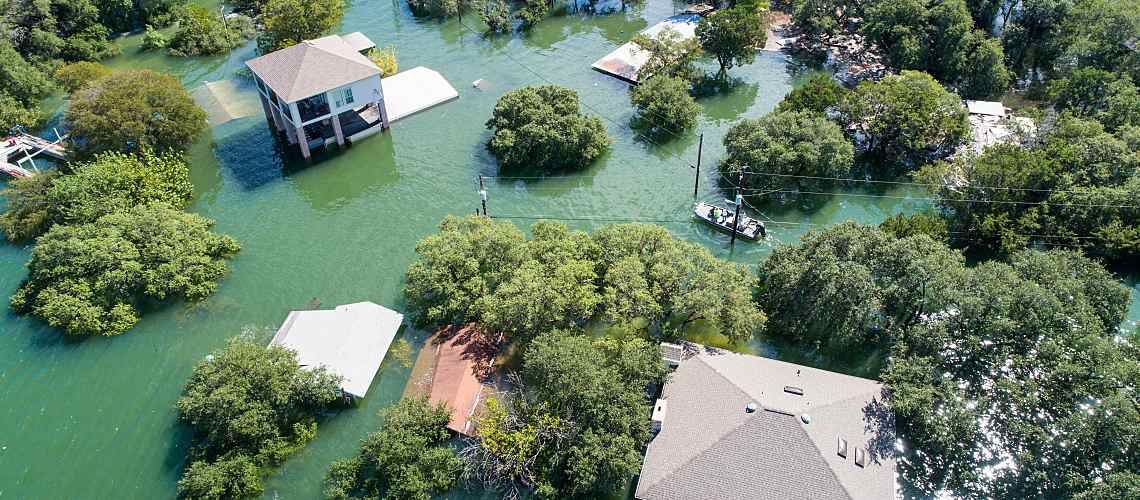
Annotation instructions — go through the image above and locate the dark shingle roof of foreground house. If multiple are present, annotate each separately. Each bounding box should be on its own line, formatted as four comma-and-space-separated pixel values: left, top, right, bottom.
245, 33, 379, 103
635, 344, 896, 500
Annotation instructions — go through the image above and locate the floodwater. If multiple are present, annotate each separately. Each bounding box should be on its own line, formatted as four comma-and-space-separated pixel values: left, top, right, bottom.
2, 1, 1137, 497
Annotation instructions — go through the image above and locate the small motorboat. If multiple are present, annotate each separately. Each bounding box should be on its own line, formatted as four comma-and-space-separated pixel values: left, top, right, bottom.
693, 201, 766, 240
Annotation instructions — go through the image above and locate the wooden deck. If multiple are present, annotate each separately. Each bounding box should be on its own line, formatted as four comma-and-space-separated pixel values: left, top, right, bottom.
2, 133, 69, 177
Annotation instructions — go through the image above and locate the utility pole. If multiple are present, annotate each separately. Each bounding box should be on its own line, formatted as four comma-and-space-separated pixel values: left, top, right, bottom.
729, 171, 744, 246
478, 175, 488, 216
692, 133, 703, 199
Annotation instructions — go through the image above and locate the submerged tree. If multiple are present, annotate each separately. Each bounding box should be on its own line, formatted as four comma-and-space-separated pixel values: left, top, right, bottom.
168, 5, 254, 57
178, 338, 342, 499
53, 61, 110, 93
324, 397, 461, 500
10, 205, 240, 336
65, 69, 207, 158
485, 85, 611, 171
0, 150, 193, 241
775, 73, 849, 115
696, 7, 767, 77
257, 0, 345, 53
404, 216, 765, 345
480, 0, 512, 33
837, 70, 969, 171
720, 110, 854, 206
629, 75, 700, 135
632, 27, 703, 83
464, 332, 667, 499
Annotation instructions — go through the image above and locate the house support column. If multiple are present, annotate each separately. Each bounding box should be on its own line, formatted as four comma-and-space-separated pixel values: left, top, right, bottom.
331, 113, 346, 146
377, 99, 390, 129
296, 126, 311, 159
283, 122, 298, 144
269, 102, 286, 132
259, 94, 276, 131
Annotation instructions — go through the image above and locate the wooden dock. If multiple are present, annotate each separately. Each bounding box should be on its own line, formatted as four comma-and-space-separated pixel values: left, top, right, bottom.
2, 133, 69, 177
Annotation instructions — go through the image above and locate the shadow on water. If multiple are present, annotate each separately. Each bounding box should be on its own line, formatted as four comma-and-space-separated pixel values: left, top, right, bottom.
211, 118, 289, 190
290, 134, 401, 212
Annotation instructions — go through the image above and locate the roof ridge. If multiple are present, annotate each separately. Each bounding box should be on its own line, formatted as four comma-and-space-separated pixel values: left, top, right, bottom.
639, 356, 758, 495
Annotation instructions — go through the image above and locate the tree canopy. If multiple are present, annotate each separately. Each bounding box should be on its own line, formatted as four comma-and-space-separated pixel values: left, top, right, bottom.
917, 115, 1140, 261
324, 397, 461, 500
837, 70, 970, 171
632, 27, 703, 83
10, 204, 240, 336
775, 73, 849, 115
696, 7, 767, 77
629, 75, 700, 135
463, 332, 667, 499
404, 216, 765, 345
861, 0, 1009, 98
758, 222, 1138, 498
177, 338, 343, 499
720, 110, 854, 206
1, 150, 194, 241
168, 5, 254, 57
257, 0, 345, 53
486, 85, 611, 172
53, 61, 109, 93
65, 69, 207, 158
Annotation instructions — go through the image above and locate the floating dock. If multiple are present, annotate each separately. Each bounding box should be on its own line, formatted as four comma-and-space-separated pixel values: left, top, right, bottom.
591, 14, 702, 83
381, 66, 460, 122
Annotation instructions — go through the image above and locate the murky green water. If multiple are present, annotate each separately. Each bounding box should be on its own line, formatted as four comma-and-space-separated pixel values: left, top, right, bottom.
2, 1, 1138, 498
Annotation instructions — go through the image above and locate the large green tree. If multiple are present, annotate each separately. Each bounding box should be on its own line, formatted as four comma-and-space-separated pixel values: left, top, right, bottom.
758, 222, 965, 349
918, 115, 1140, 260
10, 204, 240, 336
324, 397, 461, 500
65, 69, 207, 158
885, 249, 1135, 498
464, 332, 667, 499
629, 75, 700, 135
4, 0, 116, 62
404, 216, 765, 345
775, 73, 849, 115
720, 110, 854, 206
861, 0, 1009, 98
695, 7, 766, 77
177, 338, 342, 499
256, 0, 345, 53
837, 70, 970, 171
1050, 68, 1140, 131
0, 150, 193, 241
1000, 0, 1070, 83
486, 85, 611, 172
168, 5, 254, 57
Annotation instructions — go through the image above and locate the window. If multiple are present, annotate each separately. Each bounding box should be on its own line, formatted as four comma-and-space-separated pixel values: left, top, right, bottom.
333, 87, 355, 108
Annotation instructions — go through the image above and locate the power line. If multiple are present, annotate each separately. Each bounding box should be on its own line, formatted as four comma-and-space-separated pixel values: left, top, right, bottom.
731, 170, 1133, 196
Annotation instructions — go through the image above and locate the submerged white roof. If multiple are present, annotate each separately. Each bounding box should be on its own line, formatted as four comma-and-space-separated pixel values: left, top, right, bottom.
271, 301, 403, 398
381, 66, 459, 122
966, 100, 1006, 117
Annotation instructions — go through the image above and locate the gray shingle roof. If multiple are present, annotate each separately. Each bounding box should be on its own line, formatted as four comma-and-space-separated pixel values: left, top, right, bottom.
635, 344, 896, 500
245, 34, 379, 103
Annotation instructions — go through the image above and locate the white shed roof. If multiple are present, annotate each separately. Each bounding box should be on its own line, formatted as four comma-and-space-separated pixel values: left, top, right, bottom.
340, 31, 376, 53
271, 301, 403, 398
965, 100, 1006, 117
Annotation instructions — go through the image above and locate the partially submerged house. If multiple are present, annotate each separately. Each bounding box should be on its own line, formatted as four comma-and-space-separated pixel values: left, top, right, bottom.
965, 99, 1035, 154
246, 32, 458, 160
591, 14, 702, 83
271, 301, 404, 399
635, 343, 896, 500
403, 324, 492, 436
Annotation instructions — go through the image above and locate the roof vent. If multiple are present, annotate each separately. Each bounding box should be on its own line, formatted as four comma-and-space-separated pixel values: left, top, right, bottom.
837, 436, 848, 458
855, 448, 866, 468
784, 386, 804, 396
745, 402, 758, 413
651, 399, 667, 434
801, 414, 812, 424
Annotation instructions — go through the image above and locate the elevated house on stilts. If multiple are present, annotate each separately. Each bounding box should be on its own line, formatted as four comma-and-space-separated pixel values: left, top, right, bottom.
246, 32, 458, 161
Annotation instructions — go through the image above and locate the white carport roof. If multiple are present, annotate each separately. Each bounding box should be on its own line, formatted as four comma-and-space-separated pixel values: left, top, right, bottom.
270, 302, 404, 398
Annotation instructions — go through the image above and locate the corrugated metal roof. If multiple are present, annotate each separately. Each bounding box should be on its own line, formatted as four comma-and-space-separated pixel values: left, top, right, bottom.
271, 301, 403, 398
635, 344, 896, 500
245, 34, 380, 103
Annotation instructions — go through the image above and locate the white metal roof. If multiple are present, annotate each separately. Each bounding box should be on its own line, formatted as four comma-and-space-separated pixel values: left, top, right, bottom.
245, 34, 380, 103
270, 301, 403, 398
340, 31, 377, 53
965, 100, 1006, 117
380, 66, 459, 122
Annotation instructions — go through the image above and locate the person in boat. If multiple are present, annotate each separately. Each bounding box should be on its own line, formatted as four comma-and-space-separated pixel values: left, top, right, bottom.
710, 206, 719, 220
